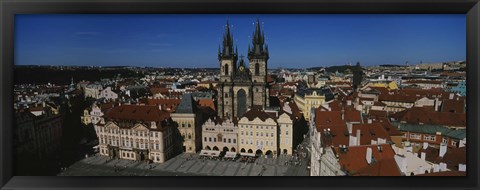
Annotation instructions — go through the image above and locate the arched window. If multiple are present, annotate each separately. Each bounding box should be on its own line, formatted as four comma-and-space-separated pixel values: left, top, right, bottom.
255, 63, 260, 75
224, 64, 229, 75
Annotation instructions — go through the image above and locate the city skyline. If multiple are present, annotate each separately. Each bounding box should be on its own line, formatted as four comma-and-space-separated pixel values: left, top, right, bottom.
15, 14, 466, 68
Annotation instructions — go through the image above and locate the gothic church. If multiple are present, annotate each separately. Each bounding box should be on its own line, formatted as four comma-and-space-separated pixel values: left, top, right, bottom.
217, 19, 270, 119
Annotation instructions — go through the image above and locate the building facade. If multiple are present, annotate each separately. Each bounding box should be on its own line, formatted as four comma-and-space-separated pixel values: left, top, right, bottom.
201, 118, 238, 152
95, 105, 181, 163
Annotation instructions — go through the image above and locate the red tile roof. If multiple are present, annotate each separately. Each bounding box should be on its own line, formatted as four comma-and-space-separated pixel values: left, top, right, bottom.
149, 87, 169, 95
241, 107, 276, 122
352, 123, 391, 145
441, 99, 465, 114
105, 105, 170, 122
367, 110, 388, 119
377, 118, 403, 136
142, 98, 181, 112
333, 144, 401, 176
422, 146, 466, 171
314, 110, 350, 146
393, 107, 466, 127
198, 99, 216, 111
344, 110, 362, 123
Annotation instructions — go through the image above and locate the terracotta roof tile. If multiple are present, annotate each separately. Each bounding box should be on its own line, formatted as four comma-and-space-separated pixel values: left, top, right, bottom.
198, 99, 216, 111
352, 123, 391, 145
441, 99, 465, 114
422, 146, 466, 171
333, 144, 401, 176
393, 107, 466, 127
105, 104, 170, 122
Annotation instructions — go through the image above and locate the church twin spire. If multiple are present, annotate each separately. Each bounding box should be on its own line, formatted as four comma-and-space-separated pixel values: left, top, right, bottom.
218, 19, 269, 66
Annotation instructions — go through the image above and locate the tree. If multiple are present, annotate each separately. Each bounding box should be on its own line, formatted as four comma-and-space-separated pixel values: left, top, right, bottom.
353, 62, 363, 91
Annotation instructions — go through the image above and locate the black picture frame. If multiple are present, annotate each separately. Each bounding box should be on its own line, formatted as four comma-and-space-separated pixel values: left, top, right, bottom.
1, 0, 479, 190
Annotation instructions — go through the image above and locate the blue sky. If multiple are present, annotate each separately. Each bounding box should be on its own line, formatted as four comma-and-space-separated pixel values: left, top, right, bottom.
15, 14, 465, 68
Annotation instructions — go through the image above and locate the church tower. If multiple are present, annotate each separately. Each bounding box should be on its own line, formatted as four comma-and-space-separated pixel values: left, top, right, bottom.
219, 20, 238, 83
217, 19, 270, 119
248, 19, 269, 108
217, 21, 238, 118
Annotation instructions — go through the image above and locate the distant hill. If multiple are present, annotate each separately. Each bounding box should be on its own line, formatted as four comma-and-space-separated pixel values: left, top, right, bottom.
14, 67, 144, 85
378, 64, 406, 67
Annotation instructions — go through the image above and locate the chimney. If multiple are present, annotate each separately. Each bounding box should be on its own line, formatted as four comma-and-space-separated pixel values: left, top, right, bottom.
341, 109, 345, 120
439, 162, 447, 171
449, 93, 454, 100
423, 142, 429, 150
458, 164, 466, 172
433, 164, 439, 172
356, 129, 361, 146
439, 143, 447, 157
347, 100, 352, 106
366, 147, 372, 164
421, 152, 426, 160
347, 122, 353, 134
151, 121, 157, 129
417, 165, 425, 175
367, 119, 372, 124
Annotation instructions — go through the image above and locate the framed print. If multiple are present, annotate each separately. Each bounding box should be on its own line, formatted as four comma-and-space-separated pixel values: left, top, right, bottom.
1, 0, 479, 190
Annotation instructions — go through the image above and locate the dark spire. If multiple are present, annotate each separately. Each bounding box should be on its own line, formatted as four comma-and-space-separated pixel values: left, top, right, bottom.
248, 19, 269, 60
219, 20, 237, 61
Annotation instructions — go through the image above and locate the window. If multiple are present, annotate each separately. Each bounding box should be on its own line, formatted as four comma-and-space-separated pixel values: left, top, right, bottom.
224, 138, 226, 143
188, 124, 191, 128
224, 64, 229, 75
256, 132, 258, 136
228, 139, 231, 143
424, 135, 435, 141
261, 132, 263, 136
286, 131, 289, 135
209, 137, 212, 142
266, 133, 268, 137
204, 137, 207, 142
241, 131, 244, 135
442, 137, 448, 144
271, 133, 274, 137
214, 138, 216, 142
255, 63, 260, 75
233, 139, 236, 144
250, 132, 253, 136
241, 139, 244, 144
409, 133, 416, 139
451, 141, 458, 146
